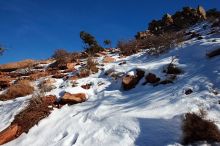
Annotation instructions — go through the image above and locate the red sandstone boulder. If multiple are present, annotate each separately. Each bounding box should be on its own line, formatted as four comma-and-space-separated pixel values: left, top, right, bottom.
103, 56, 116, 63
0, 124, 20, 145
61, 92, 86, 104
69, 75, 79, 81
122, 69, 145, 90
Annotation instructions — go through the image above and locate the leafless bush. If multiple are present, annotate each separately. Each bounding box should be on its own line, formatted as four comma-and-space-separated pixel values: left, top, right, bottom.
51, 49, 79, 69
182, 110, 220, 144
117, 39, 140, 56
143, 31, 185, 55
163, 56, 183, 74
118, 31, 185, 56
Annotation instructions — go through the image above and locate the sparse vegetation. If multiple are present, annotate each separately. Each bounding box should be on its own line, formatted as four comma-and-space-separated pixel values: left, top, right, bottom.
51, 49, 78, 69
163, 56, 183, 74
118, 31, 184, 56
0, 80, 34, 101
85, 57, 99, 73
117, 39, 140, 56
80, 31, 103, 55
78, 57, 99, 78
104, 40, 112, 48
182, 110, 220, 144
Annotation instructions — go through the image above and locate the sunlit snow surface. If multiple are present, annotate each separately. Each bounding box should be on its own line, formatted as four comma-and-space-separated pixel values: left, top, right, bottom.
1, 23, 220, 146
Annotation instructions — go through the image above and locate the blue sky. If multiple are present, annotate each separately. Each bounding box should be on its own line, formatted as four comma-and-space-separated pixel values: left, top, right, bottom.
0, 0, 219, 64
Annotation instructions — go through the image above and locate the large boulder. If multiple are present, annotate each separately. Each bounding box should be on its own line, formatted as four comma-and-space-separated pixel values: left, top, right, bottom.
61, 92, 86, 104
122, 69, 145, 90
0, 124, 20, 145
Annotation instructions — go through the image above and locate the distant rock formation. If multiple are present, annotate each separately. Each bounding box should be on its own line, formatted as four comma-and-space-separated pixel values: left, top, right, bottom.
136, 5, 208, 38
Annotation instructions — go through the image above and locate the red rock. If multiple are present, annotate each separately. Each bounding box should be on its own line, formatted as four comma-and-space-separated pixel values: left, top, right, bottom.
0, 124, 20, 145
103, 56, 116, 63
42, 95, 56, 105
69, 75, 78, 81
66, 63, 75, 70
61, 92, 86, 104
122, 69, 145, 90
81, 84, 91, 89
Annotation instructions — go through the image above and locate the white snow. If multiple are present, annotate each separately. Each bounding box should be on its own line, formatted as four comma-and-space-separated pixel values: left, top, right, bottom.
1, 23, 220, 146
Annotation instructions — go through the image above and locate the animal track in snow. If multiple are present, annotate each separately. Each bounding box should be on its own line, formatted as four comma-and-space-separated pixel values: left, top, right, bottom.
54, 131, 68, 142
63, 133, 79, 146
71, 112, 80, 117
71, 133, 79, 145
80, 113, 89, 123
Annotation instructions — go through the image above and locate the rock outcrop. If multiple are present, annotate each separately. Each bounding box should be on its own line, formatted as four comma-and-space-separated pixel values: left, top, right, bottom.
140, 6, 207, 35
61, 92, 86, 104
122, 69, 145, 90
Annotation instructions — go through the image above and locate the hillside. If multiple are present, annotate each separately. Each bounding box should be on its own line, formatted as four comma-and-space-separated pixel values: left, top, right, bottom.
0, 22, 219, 146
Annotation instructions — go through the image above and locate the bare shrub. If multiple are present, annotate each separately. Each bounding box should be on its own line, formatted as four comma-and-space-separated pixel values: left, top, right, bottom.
182, 110, 220, 144
117, 39, 140, 56
143, 31, 185, 55
163, 56, 183, 74
118, 31, 185, 56
0, 80, 34, 101
51, 49, 79, 69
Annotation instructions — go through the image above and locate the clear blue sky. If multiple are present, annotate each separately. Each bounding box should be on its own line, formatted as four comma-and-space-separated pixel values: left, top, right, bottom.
0, 0, 219, 64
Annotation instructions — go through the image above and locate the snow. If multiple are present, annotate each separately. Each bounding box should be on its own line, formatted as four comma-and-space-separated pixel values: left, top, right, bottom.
1, 23, 220, 146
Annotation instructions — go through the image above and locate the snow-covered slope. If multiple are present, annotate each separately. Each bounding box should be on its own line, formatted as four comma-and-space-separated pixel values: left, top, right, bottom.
1, 23, 220, 146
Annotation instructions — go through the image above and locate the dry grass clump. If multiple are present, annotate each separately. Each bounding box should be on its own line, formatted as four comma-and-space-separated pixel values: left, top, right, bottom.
0, 80, 34, 101
182, 110, 220, 145
77, 57, 99, 78
85, 57, 99, 73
